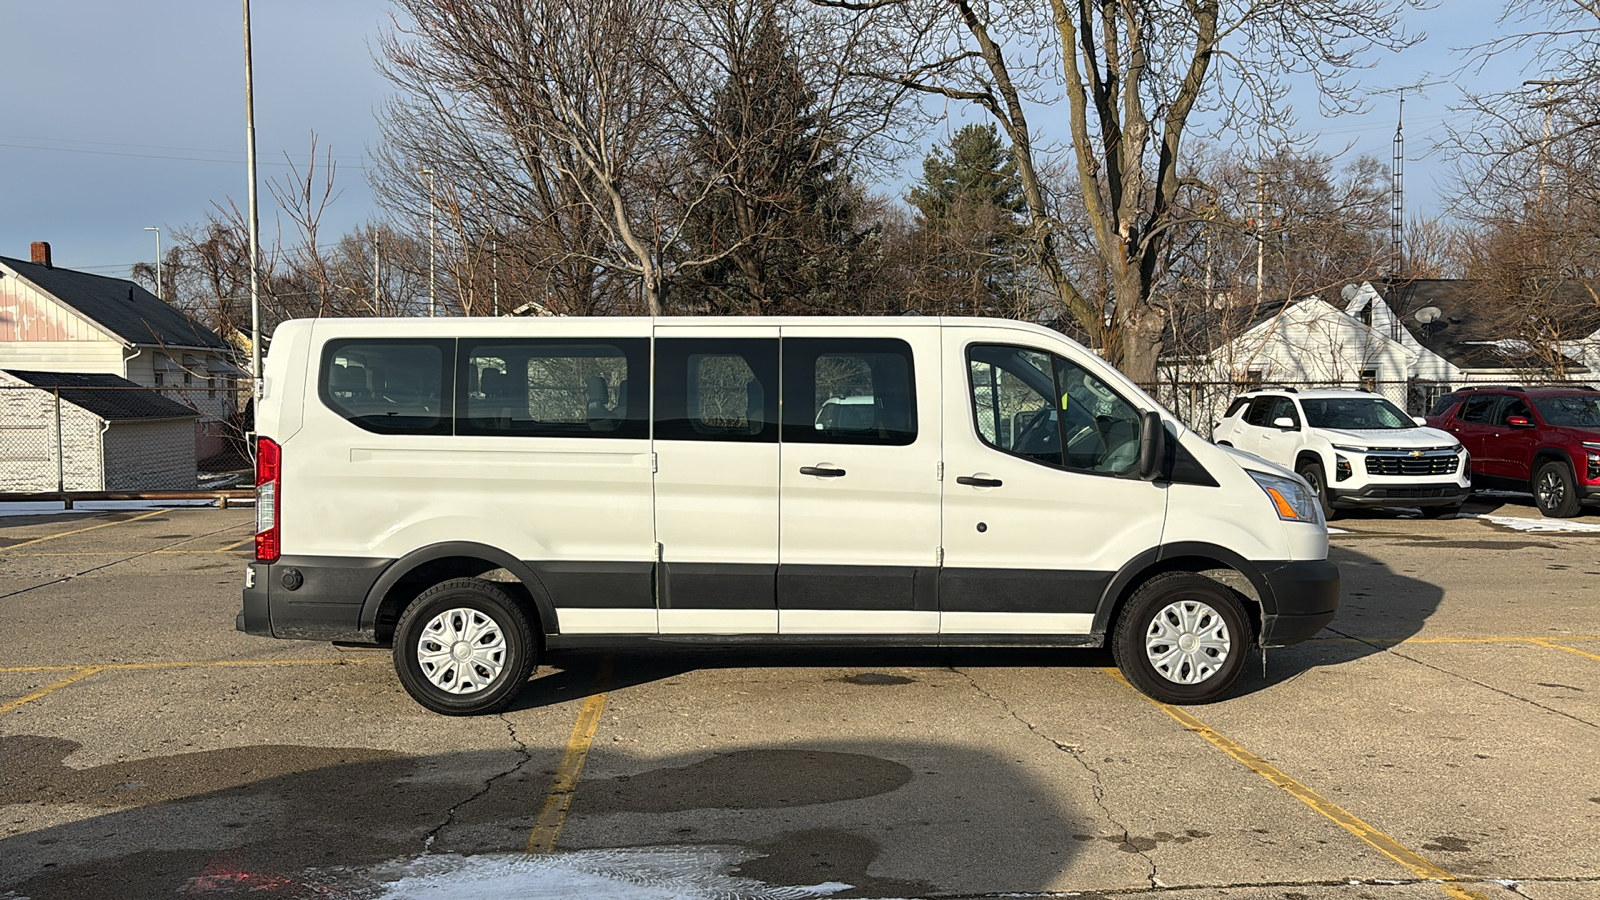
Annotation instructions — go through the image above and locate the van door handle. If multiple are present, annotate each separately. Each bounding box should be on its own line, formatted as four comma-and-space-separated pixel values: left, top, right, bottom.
956, 475, 1003, 488
800, 466, 847, 477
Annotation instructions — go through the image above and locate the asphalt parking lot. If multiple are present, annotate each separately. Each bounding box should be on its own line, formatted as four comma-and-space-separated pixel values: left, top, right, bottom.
1, 497, 1597, 900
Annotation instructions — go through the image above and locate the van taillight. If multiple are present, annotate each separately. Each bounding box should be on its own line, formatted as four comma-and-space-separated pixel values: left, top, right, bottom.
255, 437, 281, 563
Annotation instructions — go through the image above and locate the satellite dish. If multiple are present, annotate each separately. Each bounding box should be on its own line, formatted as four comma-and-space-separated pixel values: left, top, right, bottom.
1413, 306, 1442, 324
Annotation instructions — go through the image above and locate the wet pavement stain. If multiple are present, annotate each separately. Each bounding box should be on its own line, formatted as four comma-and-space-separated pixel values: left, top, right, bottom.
1104, 829, 1210, 853
1421, 835, 1476, 852
843, 672, 914, 686
732, 828, 933, 899
1426, 540, 1559, 551
578, 749, 914, 814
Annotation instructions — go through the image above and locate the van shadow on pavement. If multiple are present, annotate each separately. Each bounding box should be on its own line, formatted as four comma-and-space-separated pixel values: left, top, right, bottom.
0, 734, 1082, 900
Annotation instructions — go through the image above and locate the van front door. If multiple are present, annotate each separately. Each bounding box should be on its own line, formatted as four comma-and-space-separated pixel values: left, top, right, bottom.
776, 327, 943, 634
939, 332, 1167, 637
652, 328, 781, 633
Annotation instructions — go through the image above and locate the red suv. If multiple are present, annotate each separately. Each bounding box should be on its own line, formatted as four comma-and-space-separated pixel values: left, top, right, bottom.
1425, 386, 1600, 517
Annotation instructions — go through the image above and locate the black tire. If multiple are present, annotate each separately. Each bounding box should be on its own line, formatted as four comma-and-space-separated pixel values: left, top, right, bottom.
1112, 572, 1253, 705
393, 578, 538, 715
1420, 503, 1463, 519
1295, 460, 1337, 521
1533, 460, 1582, 518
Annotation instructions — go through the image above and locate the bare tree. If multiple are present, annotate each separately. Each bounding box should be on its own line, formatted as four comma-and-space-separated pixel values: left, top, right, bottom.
820, 0, 1421, 381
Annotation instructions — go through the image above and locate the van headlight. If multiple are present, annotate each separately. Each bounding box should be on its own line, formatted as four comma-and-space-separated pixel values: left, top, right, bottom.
1248, 470, 1323, 525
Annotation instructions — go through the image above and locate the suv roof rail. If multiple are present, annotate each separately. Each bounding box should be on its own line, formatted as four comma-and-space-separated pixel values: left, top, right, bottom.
1252, 384, 1298, 393
1455, 384, 1525, 393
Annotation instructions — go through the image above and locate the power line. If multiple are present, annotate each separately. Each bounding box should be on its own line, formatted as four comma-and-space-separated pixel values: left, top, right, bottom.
0, 142, 369, 171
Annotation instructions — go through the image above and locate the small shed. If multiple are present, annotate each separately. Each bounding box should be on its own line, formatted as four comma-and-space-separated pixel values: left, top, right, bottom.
0, 370, 199, 491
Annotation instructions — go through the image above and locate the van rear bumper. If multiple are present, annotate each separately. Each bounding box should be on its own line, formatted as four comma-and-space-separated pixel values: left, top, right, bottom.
1257, 559, 1340, 646
237, 556, 392, 642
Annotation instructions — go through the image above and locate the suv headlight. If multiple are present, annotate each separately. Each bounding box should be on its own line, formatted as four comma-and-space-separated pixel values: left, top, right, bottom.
1248, 470, 1324, 525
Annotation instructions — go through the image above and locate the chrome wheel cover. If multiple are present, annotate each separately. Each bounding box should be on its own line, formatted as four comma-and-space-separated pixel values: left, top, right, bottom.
1145, 599, 1231, 685
1538, 470, 1565, 510
416, 607, 508, 694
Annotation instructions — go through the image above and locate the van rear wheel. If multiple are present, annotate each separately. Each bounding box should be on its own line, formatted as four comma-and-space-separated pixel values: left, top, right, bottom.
393, 578, 538, 715
1112, 572, 1252, 705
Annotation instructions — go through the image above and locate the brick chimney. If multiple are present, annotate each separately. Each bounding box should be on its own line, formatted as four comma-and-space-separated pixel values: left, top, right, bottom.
30, 241, 52, 268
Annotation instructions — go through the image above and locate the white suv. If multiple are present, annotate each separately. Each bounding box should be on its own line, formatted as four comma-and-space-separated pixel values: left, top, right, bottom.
1212, 389, 1470, 518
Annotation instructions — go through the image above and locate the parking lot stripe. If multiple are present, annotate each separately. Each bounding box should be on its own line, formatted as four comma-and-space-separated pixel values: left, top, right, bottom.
1106, 670, 1489, 900
0, 666, 106, 715
525, 667, 612, 854
0, 510, 165, 552
1529, 639, 1600, 663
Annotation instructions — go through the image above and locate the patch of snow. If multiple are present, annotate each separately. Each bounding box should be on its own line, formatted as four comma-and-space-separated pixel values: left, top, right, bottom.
368, 849, 878, 900
1475, 513, 1600, 533
1326, 526, 1350, 534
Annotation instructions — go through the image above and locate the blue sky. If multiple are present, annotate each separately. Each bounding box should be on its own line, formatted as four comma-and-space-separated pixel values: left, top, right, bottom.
1, 0, 1530, 280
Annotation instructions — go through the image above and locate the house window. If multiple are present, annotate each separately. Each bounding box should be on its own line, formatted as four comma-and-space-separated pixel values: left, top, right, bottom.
1359, 368, 1377, 393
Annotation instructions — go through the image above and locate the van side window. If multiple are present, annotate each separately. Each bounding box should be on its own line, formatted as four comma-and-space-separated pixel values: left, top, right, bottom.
654, 338, 779, 442
458, 339, 648, 439
319, 339, 451, 435
781, 338, 916, 445
967, 344, 1142, 476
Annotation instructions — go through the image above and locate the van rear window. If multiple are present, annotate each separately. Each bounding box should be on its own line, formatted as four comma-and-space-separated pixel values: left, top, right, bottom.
319, 340, 451, 435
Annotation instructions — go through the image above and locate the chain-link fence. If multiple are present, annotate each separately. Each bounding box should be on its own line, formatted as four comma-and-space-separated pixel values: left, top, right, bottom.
1142, 377, 1597, 436
0, 384, 251, 493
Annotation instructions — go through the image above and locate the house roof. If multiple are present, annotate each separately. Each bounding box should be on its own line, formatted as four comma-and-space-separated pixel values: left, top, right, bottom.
0, 256, 227, 351
2, 370, 199, 421
1380, 279, 1600, 371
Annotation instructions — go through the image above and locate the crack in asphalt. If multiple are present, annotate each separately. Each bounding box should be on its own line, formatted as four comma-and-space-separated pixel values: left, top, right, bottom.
422, 713, 535, 852
1328, 626, 1600, 731
948, 666, 1162, 891
0, 519, 250, 603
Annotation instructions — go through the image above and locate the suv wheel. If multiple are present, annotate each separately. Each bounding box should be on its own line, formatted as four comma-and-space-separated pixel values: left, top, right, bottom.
394, 578, 538, 715
1534, 460, 1583, 518
1295, 460, 1337, 521
1112, 572, 1252, 704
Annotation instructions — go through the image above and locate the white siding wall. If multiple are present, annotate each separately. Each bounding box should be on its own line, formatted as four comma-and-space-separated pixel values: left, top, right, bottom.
0, 341, 126, 375
0, 379, 106, 491
102, 419, 197, 490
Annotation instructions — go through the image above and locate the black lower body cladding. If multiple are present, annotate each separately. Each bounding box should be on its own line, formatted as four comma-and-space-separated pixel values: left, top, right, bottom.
236, 556, 390, 642
1256, 558, 1340, 646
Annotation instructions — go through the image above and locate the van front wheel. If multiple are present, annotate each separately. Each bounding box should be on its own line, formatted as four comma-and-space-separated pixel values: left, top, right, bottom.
394, 578, 538, 715
1112, 572, 1252, 705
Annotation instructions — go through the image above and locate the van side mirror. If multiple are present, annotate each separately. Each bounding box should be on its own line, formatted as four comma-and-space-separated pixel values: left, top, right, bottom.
1138, 411, 1166, 481
1412, 415, 1428, 426
1271, 416, 1297, 430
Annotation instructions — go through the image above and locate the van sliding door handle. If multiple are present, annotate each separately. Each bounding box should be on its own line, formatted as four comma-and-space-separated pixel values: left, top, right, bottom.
800, 466, 847, 477
956, 475, 1003, 488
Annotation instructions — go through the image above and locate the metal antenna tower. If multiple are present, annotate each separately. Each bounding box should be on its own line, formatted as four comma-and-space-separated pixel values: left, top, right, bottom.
1372, 81, 1444, 287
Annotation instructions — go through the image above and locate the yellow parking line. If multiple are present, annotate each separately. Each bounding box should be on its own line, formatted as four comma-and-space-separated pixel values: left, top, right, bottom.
1308, 635, 1600, 646
526, 664, 612, 854
216, 535, 256, 551
0, 509, 165, 552
1106, 670, 1488, 900
1529, 639, 1600, 663
0, 666, 106, 715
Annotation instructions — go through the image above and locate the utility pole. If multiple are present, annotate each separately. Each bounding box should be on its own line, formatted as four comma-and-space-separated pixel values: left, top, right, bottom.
1524, 79, 1578, 206
421, 168, 436, 317
243, 0, 263, 411
372, 233, 382, 315
144, 227, 162, 300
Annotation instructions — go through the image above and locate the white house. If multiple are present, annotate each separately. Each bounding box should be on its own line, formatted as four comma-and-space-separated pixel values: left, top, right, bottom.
1160, 279, 1600, 430
0, 242, 239, 461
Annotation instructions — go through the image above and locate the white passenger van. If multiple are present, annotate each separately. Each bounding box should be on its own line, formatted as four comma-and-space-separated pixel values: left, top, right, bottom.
238, 316, 1339, 714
